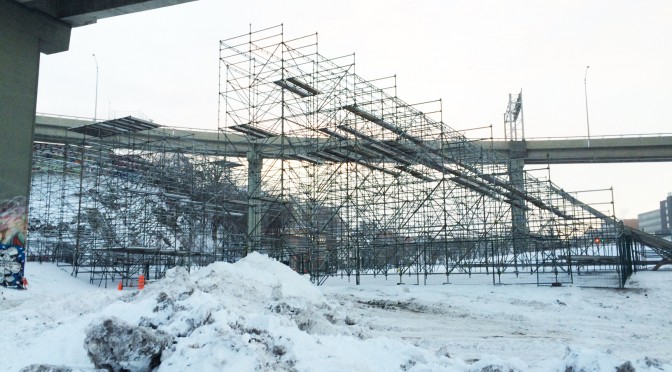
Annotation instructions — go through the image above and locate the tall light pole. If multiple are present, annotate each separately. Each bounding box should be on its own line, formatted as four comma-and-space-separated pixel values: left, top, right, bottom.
584, 65, 590, 147
92, 54, 99, 122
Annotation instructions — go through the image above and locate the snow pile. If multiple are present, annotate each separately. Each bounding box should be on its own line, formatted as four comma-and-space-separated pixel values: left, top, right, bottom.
122, 253, 455, 371
2, 254, 672, 371
2, 253, 454, 370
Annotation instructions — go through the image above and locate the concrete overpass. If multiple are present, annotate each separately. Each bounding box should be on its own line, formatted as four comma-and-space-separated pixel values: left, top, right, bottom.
36, 114, 672, 165
9, 0, 197, 27
479, 137, 672, 164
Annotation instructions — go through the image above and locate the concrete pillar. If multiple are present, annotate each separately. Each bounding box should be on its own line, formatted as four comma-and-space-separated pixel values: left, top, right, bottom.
508, 141, 529, 272
246, 148, 262, 255
0, 0, 70, 287
509, 158, 528, 237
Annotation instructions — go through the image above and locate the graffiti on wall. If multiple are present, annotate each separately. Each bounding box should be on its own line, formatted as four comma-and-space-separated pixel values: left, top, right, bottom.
1, 197, 27, 288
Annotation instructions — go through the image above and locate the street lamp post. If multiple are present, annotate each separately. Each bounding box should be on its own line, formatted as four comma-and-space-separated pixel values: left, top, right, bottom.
584, 65, 590, 147
92, 54, 99, 122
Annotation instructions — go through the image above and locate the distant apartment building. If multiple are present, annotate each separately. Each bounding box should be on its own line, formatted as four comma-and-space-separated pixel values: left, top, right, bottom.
660, 194, 672, 234
637, 193, 672, 235
638, 210, 662, 233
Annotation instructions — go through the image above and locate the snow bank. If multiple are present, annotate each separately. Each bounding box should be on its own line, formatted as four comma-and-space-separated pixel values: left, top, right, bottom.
129, 252, 455, 370
2, 255, 672, 371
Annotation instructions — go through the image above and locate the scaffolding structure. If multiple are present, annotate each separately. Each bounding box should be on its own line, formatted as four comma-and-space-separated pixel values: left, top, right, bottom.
29, 118, 249, 287
25, 25, 651, 289
216, 25, 639, 288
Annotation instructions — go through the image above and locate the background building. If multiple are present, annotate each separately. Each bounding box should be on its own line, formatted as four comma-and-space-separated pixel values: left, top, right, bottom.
638, 193, 672, 236
659, 194, 672, 235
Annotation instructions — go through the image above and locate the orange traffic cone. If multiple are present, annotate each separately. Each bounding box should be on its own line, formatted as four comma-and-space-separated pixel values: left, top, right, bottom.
138, 275, 145, 290
22, 277, 28, 290
117, 281, 123, 291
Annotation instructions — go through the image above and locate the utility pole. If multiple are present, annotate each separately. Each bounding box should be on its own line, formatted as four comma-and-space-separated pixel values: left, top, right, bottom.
92, 54, 99, 122
584, 65, 591, 147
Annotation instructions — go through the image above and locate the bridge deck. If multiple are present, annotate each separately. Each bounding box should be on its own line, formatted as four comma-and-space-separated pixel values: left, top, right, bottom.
35, 115, 672, 164
479, 137, 672, 164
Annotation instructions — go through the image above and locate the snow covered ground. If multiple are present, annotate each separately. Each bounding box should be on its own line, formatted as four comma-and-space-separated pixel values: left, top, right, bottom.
1, 254, 670, 371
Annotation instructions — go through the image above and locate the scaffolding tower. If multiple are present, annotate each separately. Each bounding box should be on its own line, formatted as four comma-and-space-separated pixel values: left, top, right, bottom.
216, 25, 638, 287
29, 117, 249, 287
26, 25, 646, 289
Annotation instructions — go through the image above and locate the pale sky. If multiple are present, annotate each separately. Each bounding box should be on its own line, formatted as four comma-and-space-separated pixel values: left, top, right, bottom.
36, 0, 672, 220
